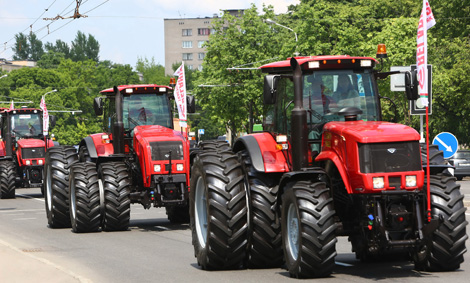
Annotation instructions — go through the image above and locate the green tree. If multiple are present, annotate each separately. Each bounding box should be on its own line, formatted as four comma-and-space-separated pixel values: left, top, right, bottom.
70, 31, 100, 62
135, 57, 172, 85
12, 32, 44, 61
194, 4, 281, 140
45, 39, 71, 58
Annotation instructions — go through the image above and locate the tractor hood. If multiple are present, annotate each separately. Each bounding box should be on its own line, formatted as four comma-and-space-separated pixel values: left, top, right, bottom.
323, 121, 420, 143
133, 125, 185, 143
16, 138, 46, 148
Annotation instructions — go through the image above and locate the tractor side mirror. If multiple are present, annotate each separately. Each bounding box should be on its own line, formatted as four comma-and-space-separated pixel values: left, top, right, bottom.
263, 75, 279, 105
404, 70, 418, 100
49, 115, 56, 128
94, 97, 103, 116
187, 95, 196, 113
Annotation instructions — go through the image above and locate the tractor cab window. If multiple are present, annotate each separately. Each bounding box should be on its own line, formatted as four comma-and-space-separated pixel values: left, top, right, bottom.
263, 77, 294, 136
123, 94, 172, 131
11, 113, 42, 138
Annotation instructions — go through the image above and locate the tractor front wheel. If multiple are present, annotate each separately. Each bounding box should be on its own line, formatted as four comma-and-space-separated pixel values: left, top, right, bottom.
281, 180, 337, 278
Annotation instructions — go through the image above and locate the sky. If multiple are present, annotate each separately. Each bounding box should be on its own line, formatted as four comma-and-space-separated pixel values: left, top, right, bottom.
0, 0, 299, 69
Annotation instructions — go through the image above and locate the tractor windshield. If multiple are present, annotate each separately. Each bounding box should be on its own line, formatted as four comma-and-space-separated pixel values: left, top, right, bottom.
263, 69, 380, 140
10, 113, 42, 138
123, 94, 172, 131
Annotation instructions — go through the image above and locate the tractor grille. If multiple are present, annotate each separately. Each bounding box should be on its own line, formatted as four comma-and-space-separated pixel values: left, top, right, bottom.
358, 141, 421, 173
150, 141, 184, 161
22, 147, 46, 159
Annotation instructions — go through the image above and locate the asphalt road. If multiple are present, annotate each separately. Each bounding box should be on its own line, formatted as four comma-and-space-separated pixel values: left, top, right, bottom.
1, 179, 469, 283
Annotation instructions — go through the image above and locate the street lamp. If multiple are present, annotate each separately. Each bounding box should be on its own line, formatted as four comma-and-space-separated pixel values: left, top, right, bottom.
265, 18, 299, 56
44, 89, 57, 97
0, 74, 7, 79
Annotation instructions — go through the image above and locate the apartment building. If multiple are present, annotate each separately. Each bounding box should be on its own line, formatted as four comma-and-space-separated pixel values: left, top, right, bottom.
163, 10, 243, 75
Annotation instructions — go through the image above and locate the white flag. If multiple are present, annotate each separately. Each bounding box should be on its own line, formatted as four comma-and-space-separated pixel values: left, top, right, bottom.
40, 96, 49, 135
416, 0, 436, 107
173, 63, 187, 128
9, 100, 14, 110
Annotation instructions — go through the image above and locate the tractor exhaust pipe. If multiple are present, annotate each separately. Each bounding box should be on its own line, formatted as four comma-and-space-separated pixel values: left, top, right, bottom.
290, 58, 308, 171
113, 86, 125, 154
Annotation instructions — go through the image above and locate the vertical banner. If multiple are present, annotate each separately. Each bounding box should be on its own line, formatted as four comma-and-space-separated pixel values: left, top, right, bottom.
9, 100, 14, 110
173, 63, 187, 128
416, 0, 436, 107
40, 96, 49, 136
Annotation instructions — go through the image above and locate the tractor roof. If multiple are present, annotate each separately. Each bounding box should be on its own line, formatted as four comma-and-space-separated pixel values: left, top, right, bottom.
100, 84, 172, 95
260, 55, 377, 73
4, 107, 42, 113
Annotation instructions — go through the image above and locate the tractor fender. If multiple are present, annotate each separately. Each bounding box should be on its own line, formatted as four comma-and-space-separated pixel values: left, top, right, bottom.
315, 150, 353, 194
278, 169, 329, 194
80, 136, 99, 159
233, 133, 289, 173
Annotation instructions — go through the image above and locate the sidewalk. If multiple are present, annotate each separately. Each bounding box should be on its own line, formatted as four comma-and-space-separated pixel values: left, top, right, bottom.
0, 239, 89, 283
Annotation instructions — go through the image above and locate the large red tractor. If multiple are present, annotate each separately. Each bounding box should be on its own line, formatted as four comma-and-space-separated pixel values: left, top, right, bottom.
189, 48, 467, 277
0, 107, 56, 198
45, 84, 195, 232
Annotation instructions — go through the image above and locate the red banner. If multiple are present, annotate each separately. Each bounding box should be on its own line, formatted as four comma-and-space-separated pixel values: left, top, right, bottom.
40, 96, 49, 135
173, 63, 187, 127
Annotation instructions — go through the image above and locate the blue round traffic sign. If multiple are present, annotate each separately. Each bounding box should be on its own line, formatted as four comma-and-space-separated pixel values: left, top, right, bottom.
432, 132, 458, 159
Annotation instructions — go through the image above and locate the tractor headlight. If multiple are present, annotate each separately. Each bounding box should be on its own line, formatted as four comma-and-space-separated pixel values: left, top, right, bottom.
38, 159, 43, 165
373, 177, 384, 189
25, 160, 31, 165
154, 164, 161, 172
176, 164, 184, 171
405, 175, 417, 187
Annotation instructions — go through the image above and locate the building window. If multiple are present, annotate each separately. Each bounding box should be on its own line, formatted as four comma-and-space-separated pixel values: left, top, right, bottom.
182, 41, 193, 48
198, 28, 210, 35
211, 28, 216, 34
188, 65, 193, 70
183, 53, 193, 61
182, 29, 192, 36
198, 65, 203, 71
198, 41, 207, 48
198, 52, 205, 60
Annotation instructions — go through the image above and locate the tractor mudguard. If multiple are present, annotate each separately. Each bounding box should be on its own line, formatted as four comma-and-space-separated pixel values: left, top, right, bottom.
278, 169, 329, 194
81, 136, 99, 159
316, 150, 353, 194
233, 133, 289, 173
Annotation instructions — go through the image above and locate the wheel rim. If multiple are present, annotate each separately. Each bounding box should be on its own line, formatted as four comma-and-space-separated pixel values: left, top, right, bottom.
194, 176, 208, 248
46, 164, 52, 210
70, 173, 76, 221
287, 202, 300, 260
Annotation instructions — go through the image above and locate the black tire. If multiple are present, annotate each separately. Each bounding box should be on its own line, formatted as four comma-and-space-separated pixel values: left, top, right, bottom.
0, 161, 16, 199
198, 140, 231, 151
69, 163, 101, 233
189, 147, 247, 270
78, 146, 91, 162
239, 150, 283, 268
166, 204, 190, 224
415, 174, 468, 271
101, 162, 131, 231
281, 180, 337, 278
456, 176, 463, 181
45, 146, 78, 228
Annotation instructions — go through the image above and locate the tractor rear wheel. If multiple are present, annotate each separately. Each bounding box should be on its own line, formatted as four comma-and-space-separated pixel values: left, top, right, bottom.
239, 150, 283, 268
69, 162, 101, 233
189, 145, 247, 270
45, 146, 78, 228
0, 161, 16, 199
281, 180, 337, 278
415, 174, 468, 271
100, 162, 131, 231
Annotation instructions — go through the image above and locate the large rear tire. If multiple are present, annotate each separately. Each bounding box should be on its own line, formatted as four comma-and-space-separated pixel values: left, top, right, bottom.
100, 162, 131, 231
239, 150, 283, 268
415, 174, 468, 271
281, 180, 337, 278
45, 146, 78, 228
0, 161, 16, 199
69, 162, 101, 233
189, 145, 247, 270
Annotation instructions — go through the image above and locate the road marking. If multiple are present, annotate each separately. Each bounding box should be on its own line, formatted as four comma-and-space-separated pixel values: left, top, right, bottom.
16, 194, 45, 202
13, 218, 37, 221
155, 226, 170, 231
335, 261, 354, 267
0, 209, 43, 213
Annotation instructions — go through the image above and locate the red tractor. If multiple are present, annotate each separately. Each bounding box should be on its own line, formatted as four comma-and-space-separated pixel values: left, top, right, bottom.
0, 107, 56, 198
189, 47, 467, 277
44, 84, 195, 232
